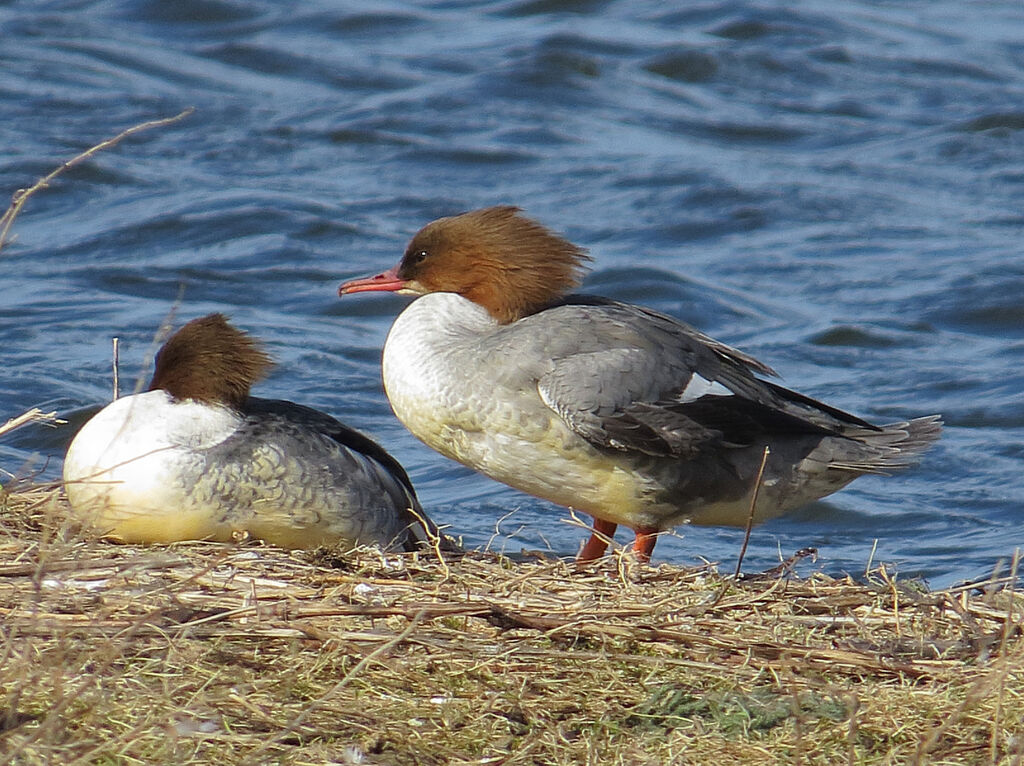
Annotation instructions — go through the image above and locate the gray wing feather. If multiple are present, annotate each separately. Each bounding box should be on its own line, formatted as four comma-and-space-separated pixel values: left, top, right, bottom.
537, 347, 722, 456
531, 301, 840, 458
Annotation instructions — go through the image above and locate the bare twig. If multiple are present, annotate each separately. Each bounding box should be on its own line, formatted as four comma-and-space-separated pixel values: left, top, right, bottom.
734, 445, 770, 578
0, 108, 195, 253
111, 337, 120, 401
846, 693, 860, 766
865, 538, 879, 579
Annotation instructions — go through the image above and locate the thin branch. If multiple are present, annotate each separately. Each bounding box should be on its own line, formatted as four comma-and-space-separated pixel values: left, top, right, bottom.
734, 445, 770, 579
0, 107, 196, 253
112, 337, 120, 401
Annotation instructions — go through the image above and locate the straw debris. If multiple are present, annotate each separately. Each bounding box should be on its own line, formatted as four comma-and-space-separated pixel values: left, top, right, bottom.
1, 470, 1022, 765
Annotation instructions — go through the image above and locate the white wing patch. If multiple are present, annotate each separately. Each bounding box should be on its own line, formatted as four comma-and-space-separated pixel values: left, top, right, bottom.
678, 373, 733, 403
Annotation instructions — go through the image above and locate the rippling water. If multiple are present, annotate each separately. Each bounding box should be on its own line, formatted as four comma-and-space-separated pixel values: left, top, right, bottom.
2, 0, 1022, 586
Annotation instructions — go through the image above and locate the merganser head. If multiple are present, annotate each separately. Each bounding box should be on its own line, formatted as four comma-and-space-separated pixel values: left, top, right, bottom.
148, 313, 273, 409
339, 206, 591, 324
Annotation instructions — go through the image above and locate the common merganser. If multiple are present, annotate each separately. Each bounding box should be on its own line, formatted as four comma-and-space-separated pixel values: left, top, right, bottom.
63, 313, 434, 551
339, 206, 942, 563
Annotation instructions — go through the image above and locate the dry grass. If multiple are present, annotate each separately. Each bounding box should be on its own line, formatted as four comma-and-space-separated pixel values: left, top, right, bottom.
2, 467, 1022, 766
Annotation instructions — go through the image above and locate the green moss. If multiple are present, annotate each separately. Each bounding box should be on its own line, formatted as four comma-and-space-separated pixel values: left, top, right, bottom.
628, 684, 848, 735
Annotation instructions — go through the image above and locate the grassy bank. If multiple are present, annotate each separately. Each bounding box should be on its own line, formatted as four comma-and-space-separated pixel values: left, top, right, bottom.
1, 471, 1023, 765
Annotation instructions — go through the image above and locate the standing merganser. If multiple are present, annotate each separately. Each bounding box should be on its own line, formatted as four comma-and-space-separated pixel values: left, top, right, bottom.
339, 206, 942, 563
64, 313, 435, 551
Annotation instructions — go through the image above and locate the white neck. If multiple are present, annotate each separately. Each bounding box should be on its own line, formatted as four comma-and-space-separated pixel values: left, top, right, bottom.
380, 293, 496, 439
383, 292, 496, 377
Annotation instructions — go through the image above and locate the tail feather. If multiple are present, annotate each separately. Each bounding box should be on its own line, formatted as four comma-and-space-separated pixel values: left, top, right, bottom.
830, 414, 943, 473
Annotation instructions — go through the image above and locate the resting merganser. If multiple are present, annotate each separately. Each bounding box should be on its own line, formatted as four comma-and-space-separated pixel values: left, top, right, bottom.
339, 206, 942, 563
63, 313, 434, 551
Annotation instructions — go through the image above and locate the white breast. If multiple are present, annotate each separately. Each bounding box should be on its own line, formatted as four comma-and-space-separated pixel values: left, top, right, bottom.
63, 390, 241, 538
382, 293, 497, 432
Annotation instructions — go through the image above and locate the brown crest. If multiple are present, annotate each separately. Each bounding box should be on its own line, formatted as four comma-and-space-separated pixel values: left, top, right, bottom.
148, 313, 273, 408
397, 206, 592, 323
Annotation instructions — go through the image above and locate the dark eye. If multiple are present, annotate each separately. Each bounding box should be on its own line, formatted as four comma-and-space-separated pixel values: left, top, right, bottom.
411, 250, 429, 265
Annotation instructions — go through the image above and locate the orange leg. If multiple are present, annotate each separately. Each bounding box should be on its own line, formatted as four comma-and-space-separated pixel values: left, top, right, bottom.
577, 517, 618, 562
632, 527, 659, 563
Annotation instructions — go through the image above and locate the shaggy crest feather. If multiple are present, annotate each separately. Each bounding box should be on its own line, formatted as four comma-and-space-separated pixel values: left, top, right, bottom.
397, 205, 592, 323
148, 313, 273, 409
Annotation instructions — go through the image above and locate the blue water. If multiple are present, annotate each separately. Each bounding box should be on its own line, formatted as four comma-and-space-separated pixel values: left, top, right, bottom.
2, 1, 1022, 587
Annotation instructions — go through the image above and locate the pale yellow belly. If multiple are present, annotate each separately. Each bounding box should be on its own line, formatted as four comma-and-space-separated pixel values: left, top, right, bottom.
66, 477, 368, 549
391, 390, 657, 526
65, 479, 233, 543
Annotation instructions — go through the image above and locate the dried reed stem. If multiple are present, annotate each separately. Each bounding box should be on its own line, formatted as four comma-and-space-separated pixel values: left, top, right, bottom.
734, 445, 770, 578
0, 108, 195, 253
112, 337, 120, 401
990, 548, 1021, 761
0, 408, 63, 439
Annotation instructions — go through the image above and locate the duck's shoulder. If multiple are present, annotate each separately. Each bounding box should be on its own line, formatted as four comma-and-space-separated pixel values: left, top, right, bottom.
530, 294, 776, 376
80, 390, 240, 446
